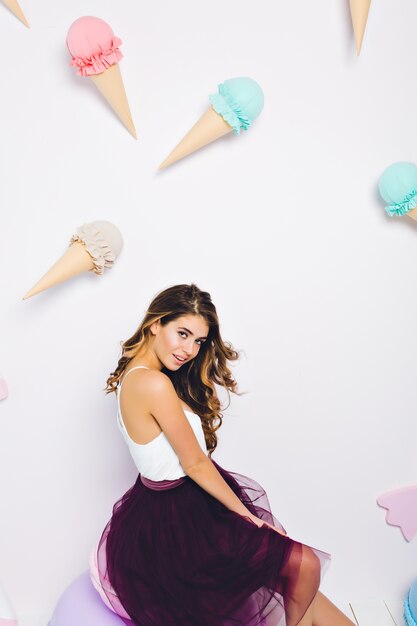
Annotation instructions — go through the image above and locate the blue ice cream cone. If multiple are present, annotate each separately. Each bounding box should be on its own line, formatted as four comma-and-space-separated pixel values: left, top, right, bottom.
378, 162, 417, 217
159, 77, 264, 169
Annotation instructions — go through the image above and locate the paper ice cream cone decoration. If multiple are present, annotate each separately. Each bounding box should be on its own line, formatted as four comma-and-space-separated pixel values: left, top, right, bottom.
159, 77, 264, 169
377, 486, 417, 542
159, 107, 232, 170
349, 0, 371, 55
0, 378, 8, 401
378, 162, 417, 221
23, 220, 123, 300
0, 581, 17, 625
2, 0, 29, 27
67, 16, 136, 138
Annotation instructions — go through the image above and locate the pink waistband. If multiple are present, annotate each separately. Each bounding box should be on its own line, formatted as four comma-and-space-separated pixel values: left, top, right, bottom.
140, 475, 187, 491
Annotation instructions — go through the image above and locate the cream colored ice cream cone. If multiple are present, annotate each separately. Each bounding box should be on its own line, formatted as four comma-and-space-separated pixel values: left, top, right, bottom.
23, 242, 94, 300
349, 0, 371, 55
2, 0, 29, 27
23, 220, 123, 300
159, 107, 232, 169
90, 64, 136, 139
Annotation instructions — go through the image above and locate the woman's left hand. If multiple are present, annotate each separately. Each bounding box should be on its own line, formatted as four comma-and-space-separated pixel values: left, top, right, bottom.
262, 521, 287, 536
246, 513, 287, 536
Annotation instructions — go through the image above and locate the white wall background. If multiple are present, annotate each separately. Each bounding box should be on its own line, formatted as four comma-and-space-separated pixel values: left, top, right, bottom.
1, 0, 417, 620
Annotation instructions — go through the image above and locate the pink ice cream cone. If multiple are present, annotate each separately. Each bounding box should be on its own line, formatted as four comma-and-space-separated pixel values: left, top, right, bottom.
2, 0, 29, 27
66, 16, 136, 138
349, 0, 371, 55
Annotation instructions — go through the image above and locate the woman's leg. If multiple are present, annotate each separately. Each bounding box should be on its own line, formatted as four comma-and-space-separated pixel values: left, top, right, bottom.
296, 591, 356, 626
282, 545, 321, 626
312, 591, 356, 626
296, 600, 315, 626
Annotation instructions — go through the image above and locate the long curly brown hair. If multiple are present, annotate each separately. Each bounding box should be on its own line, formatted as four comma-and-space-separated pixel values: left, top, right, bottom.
106, 284, 240, 456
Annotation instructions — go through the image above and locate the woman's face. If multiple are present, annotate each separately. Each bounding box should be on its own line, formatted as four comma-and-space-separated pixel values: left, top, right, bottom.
150, 314, 210, 371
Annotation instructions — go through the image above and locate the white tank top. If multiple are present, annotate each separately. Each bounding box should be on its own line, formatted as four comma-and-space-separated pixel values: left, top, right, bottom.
117, 366, 208, 480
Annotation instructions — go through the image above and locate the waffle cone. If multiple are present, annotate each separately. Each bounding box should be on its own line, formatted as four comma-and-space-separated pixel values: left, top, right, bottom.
407, 207, 417, 221
349, 0, 371, 55
23, 242, 94, 300
90, 64, 136, 138
159, 107, 232, 169
2, 0, 29, 27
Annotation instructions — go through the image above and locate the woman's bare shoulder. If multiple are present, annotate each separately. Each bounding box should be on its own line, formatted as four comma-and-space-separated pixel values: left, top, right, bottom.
120, 369, 177, 424
122, 367, 173, 396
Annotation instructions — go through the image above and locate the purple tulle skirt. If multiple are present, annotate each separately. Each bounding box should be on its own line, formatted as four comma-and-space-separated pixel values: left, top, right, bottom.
92, 461, 330, 626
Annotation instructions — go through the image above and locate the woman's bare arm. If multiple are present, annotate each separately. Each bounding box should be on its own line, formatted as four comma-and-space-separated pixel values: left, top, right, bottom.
125, 369, 284, 533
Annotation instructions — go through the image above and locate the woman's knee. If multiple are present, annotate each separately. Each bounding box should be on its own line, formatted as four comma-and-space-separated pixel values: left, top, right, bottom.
299, 547, 320, 582
282, 544, 320, 586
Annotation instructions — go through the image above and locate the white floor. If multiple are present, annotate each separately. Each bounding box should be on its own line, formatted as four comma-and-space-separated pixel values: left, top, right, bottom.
339, 600, 404, 625
17, 600, 405, 626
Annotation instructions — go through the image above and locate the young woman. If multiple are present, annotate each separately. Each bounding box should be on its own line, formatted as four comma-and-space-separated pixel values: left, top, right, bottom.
91, 283, 354, 626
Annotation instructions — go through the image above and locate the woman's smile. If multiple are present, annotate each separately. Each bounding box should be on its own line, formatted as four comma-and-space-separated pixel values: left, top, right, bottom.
173, 354, 187, 364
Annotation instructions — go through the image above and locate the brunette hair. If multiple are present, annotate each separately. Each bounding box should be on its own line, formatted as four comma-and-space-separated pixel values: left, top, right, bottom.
106, 284, 239, 456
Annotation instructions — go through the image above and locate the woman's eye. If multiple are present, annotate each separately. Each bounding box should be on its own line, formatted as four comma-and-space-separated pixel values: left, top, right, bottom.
178, 331, 187, 338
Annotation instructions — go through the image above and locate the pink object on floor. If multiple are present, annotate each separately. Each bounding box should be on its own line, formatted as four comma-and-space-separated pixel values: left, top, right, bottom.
0, 379, 8, 401
377, 485, 417, 541
0, 620, 17, 625
66, 16, 123, 76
